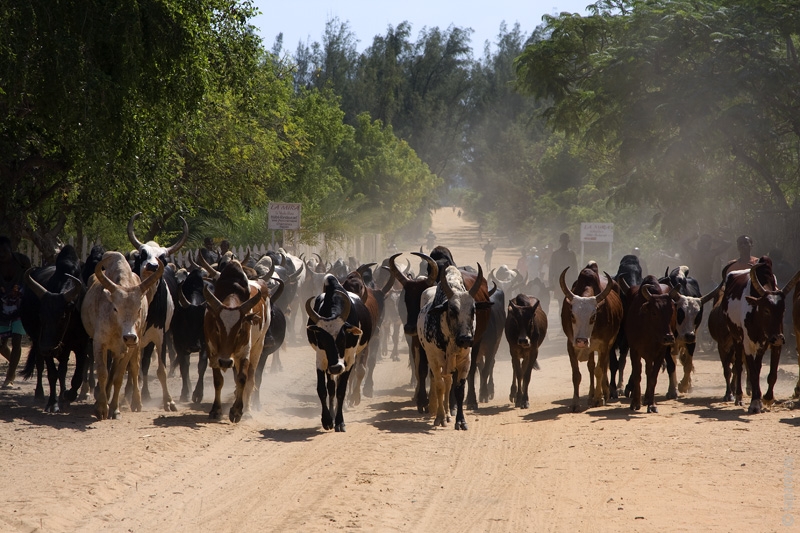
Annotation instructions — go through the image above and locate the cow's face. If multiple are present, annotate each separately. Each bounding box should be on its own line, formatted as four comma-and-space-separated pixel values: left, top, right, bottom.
507, 302, 536, 347
102, 287, 146, 348
432, 267, 476, 349
205, 305, 259, 365
308, 317, 363, 374
639, 290, 676, 346
745, 293, 787, 346
567, 296, 602, 348
674, 295, 703, 344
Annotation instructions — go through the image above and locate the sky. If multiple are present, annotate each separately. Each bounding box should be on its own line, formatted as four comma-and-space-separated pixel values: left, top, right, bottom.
250, 1, 592, 54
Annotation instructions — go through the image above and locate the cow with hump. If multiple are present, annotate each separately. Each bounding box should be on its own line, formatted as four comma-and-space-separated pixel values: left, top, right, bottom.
559, 262, 623, 412
417, 264, 484, 430
712, 258, 800, 413
203, 260, 270, 422
505, 293, 548, 409
306, 274, 372, 432
81, 251, 163, 420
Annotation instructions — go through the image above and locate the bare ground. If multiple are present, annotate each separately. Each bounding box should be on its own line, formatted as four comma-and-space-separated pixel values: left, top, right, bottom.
2, 209, 800, 533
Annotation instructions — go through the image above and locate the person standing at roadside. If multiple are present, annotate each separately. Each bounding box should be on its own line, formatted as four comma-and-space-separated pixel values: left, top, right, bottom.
549, 233, 577, 303
724, 235, 758, 276
0, 236, 31, 389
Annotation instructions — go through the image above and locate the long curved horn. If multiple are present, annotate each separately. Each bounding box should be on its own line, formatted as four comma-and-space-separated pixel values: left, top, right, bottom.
749, 264, 766, 296
287, 261, 305, 283
165, 216, 190, 255
488, 281, 497, 298
642, 285, 654, 302
387, 253, 409, 289
335, 290, 352, 321
24, 268, 48, 299
781, 269, 800, 295
138, 258, 164, 295
95, 255, 120, 294
597, 272, 615, 302
380, 268, 395, 295
306, 297, 322, 324
411, 252, 438, 286
669, 286, 682, 302
196, 250, 220, 280
700, 281, 724, 305
489, 268, 498, 286
404, 259, 411, 275
64, 274, 84, 303
442, 275, 455, 300
188, 253, 200, 271
178, 283, 192, 308
313, 253, 325, 271
242, 249, 251, 266
356, 263, 377, 275
269, 278, 284, 303
559, 267, 575, 300
469, 263, 484, 298
203, 284, 223, 314
238, 290, 263, 315
127, 212, 145, 249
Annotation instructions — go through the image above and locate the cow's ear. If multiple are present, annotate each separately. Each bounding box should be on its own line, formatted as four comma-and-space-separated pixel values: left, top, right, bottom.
431, 302, 448, 314
745, 295, 759, 305
344, 325, 363, 337
245, 313, 261, 324
476, 301, 494, 309
102, 288, 113, 302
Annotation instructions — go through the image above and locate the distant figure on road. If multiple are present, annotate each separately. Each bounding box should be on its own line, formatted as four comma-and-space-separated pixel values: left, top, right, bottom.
549, 232, 577, 302
425, 230, 436, 251
681, 233, 730, 293
481, 239, 497, 270
724, 235, 758, 277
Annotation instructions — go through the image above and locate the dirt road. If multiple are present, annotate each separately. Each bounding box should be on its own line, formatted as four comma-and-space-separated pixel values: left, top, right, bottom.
2, 209, 800, 532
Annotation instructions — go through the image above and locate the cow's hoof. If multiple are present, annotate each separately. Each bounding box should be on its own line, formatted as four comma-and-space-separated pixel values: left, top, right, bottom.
180, 392, 190, 403
722, 393, 734, 402
334, 423, 346, 432
678, 382, 690, 394
748, 400, 763, 414
209, 409, 222, 420
590, 397, 605, 408
647, 405, 658, 413
34, 387, 45, 399
165, 401, 177, 412
111, 409, 121, 419
624, 385, 633, 398
630, 403, 641, 411
63, 390, 77, 403
666, 390, 678, 400
192, 389, 204, 404
455, 420, 468, 430
571, 404, 580, 413
610, 389, 619, 400
521, 400, 530, 409
363, 386, 373, 398
141, 390, 151, 403
433, 415, 445, 427
466, 401, 478, 411
417, 404, 428, 414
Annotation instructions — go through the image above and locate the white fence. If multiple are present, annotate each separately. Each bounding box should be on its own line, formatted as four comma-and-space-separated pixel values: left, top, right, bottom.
19, 233, 386, 268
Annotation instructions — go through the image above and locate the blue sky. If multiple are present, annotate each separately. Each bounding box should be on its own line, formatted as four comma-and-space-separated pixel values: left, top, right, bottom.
250, 1, 592, 54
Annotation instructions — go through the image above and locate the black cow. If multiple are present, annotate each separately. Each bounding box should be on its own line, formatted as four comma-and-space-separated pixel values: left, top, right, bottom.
306, 274, 372, 432
610, 254, 643, 398
78, 244, 106, 400
172, 267, 208, 403
465, 283, 504, 410
505, 294, 548, 408
20, 245, 88, 412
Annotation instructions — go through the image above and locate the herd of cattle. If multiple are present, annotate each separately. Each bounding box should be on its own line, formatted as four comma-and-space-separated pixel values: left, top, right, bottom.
12, 214, 800, 431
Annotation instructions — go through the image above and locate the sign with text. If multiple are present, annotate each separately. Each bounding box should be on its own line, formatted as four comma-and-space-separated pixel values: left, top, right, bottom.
580, 222, 614, 243
268, 202, 302, 230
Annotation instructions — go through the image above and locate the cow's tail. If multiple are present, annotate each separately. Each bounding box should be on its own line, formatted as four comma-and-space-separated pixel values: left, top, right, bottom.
21, 348, 36, 380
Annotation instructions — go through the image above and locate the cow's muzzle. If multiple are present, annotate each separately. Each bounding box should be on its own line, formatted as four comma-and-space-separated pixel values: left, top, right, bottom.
770, 334, 785, 347
682, 333, 696, 344
123, 334, 138, 346
517, 338, 531, 348
574, 338, 589, 349
219, 357, 234, 369
329, 363, 344, 375
455, 335, 473, 348
662, 334, 675, 346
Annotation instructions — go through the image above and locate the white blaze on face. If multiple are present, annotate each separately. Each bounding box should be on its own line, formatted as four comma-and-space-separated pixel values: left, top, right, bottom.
570, 296, 600, 346
675, 295, 703, 340
313, 316, 352, 371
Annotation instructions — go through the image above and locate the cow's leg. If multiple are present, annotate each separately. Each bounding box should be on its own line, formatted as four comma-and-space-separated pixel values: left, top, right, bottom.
429, 364, 446, 427
593, 345, 610, 407
609, 344, 620, 399
479, 345, 496, 403
229, 358, 249, 423
794, 344, 800, 399
253, 349, 269, 412
65, 345, 86, 405
209, 367, 224, 419
454, 377, 468, 430
746, 349, 765, 414
587, 353, 601, 407
43, 354, 59, 413
348, 351, 366, 407
763, 344, 781, 408
334, 370, 350, 432
79, 339, 94, 401
645, 348, 667, 413
568, 347, 582, 412
93, 344, 110, 420
140, 341, 154, 402
510, 349, 521, 406
678, 344, 695, 394
732, 346, 744, 406
443, 370, 453, 424
719, 342, 734, 401
465, 345, 480, 410
391, 322, 401, 361
156, 339, 177, 412
166, 332, 178, 378
193, 345, 208, 404
521, 352, 535, 409
270, 347, 283, 373
127, 348, 142, 413
178, 348, 192, 403
629, 348, 643, 411
415, 343, 429, 413
33, 346, 45, 399
665, 347, 678, 400
363, 339, 377, 398
317, 368, 333, 429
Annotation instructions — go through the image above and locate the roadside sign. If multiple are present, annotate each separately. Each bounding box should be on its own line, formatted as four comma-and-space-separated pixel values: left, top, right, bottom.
268, 202, 302, 230
580, 222, 614, 243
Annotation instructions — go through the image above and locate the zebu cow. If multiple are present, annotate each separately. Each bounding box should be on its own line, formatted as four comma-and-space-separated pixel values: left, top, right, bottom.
624, 276, 677, 413
559, 263, 623, 411
306, 274, 372, 432
81, 252, 163, 420
20, 245, 88, 412
505, 294, 548, 409
609, 254, 643, 398
489, 265, 523, 307
659, 266, 720, 398
127, 212, 189, 411
418, 265, 483, 429
713, 259, 800, 413
203, 261, 270, 422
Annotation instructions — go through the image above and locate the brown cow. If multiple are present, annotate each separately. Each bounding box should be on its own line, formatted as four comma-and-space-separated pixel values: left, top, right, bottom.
203, 261, 270, 422
559, 263, 623, 412
505, 294, 548, 409
624, 276, 677, 413
81, 252, 163, 420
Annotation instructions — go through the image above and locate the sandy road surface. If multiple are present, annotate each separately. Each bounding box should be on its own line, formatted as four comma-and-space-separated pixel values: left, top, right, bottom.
2, 209, 800, 532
